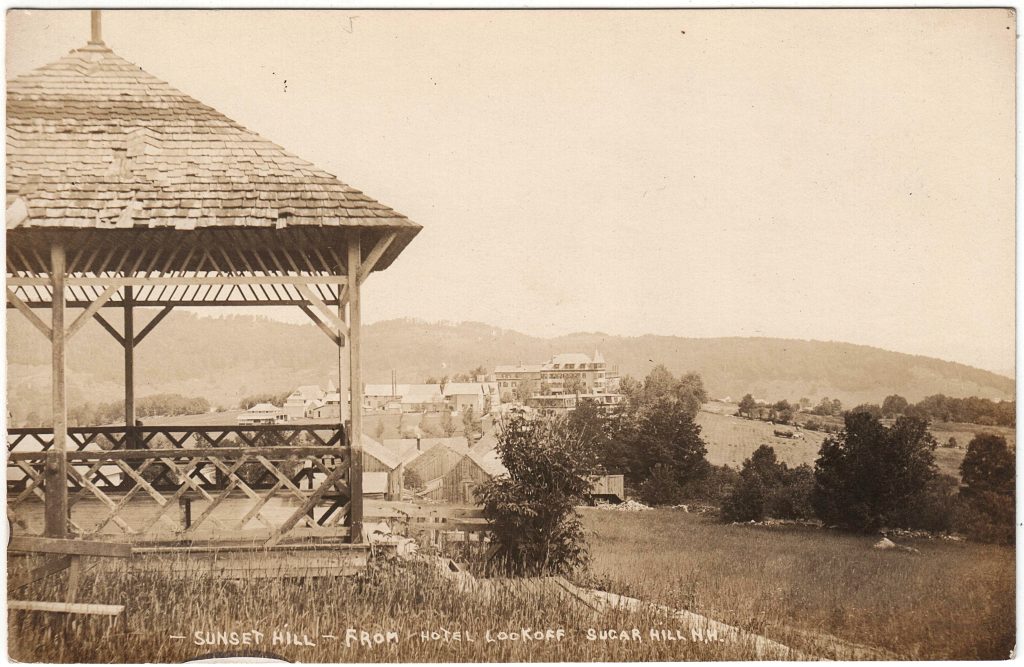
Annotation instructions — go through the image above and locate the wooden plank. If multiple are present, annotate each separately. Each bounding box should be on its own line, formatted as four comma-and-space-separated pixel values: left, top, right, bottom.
294, 283, 349, 335
47, 244, 68, 538
10, 446, 347, 462
6, 287, 52, 339
8, 601, 124, 616
298, 304, 342, 346
65, 555, 82, 603
348, 233, 363, 543
64, 284, 120, 340
265, 462, 350, 547
133, 305, 173, 345
123, 288, 136, 430
9, 536, 131, 558
92, 312, 126, 346
9, 275, 349, 287
358, 232, 397, 283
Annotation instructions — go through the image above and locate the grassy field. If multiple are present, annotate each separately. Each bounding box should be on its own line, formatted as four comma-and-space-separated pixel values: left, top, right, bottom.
696, 410, 824, 469
9, 555, 785, 663
697, 403, 1014, 478
10, 509, 1013, 662
581, 507, 1015, 660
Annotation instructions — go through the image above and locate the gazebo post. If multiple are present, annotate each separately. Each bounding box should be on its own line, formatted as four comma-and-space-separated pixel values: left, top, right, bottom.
45, 243, 68, 537
347, 233, 364, 543
123, 286, 135, 446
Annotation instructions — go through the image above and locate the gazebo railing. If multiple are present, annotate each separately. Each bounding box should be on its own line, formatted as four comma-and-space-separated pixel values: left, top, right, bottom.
6, 426, 351, 545
7, 424, 346, 452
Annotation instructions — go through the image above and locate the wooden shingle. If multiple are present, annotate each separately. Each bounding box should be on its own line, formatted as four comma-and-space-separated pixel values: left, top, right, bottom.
6, 42, 421, 257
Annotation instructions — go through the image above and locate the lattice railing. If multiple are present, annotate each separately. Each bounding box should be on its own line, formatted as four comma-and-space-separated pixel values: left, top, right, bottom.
7, 444, 351, 546
7, 424, 346, 453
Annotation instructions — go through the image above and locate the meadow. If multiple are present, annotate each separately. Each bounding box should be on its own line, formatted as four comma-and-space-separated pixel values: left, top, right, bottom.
581, 508, 1015, 660
10, 507, 1014, 662
9, 554, 786, 663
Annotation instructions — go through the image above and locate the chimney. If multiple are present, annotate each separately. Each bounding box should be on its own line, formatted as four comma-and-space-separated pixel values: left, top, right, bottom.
416, 436, 421, 451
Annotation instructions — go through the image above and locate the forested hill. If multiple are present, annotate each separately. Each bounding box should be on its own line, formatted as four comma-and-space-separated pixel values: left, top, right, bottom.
6, 313, 1014, 422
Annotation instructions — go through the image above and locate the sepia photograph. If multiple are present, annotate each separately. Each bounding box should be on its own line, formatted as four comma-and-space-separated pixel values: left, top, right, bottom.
3, 7, 1016, 662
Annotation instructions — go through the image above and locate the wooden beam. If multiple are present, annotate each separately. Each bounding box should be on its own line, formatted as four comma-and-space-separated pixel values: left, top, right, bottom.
133, 305, 174, 346
347, 233, 364, 544
8, 601, 125, 616
47, 244, 68, 538
64, 284, 120, 340
124, 286, 135, 433
294, 283, 349, 335
358, 232, 397, 283
6, 288, 52, 339
92, 313, 126, 347
298, 304, 342, 346
8, 275, 349, 287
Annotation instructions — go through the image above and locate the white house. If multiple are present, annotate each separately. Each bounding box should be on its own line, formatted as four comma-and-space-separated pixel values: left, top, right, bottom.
237, 403, 287, 425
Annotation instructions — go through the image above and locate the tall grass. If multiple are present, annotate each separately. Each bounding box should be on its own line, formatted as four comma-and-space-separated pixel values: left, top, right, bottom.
581, 508, 1015, 659
9, 552, 776, 663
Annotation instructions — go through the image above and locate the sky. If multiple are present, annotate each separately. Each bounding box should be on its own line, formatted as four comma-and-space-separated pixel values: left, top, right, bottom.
5, 9, 1016, 376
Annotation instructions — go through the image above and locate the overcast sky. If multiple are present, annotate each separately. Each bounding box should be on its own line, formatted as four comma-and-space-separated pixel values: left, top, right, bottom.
6, 9, 1016, 375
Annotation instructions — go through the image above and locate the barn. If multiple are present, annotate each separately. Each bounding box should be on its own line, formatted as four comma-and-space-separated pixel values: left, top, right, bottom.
441, 448, 508, 504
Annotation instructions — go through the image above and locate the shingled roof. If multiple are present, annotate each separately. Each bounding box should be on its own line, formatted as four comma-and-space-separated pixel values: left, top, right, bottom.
6, 41, 420, 262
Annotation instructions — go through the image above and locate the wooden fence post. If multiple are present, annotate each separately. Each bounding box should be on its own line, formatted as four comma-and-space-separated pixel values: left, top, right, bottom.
45, 244, 68, 538
386, 462, 403, 501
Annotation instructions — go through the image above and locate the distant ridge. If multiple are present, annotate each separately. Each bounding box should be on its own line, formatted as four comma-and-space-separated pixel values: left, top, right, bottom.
5, 314, 1013, 423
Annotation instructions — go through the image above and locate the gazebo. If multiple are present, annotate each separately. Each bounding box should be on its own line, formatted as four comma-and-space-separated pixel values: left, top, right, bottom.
6, 14, 420, 549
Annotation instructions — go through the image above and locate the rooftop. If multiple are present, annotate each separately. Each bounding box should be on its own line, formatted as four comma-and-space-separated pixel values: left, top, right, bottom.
7, 40, 419, 270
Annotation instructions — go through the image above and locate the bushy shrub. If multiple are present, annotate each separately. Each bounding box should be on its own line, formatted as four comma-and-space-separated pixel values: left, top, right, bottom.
954, 491, 1014, 545
476, 411, 598, 576
679, 464, 740, 506
887, 474, 958, 533
721, 446, 814, 522
638, 464, 685, 506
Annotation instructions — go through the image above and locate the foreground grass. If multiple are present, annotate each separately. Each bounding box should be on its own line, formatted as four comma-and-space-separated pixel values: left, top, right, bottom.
9, 556, 775, 663
581, 507, 1015, 660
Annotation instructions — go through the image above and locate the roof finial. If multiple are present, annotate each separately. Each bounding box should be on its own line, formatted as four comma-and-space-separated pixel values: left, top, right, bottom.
89, 10, 104, 45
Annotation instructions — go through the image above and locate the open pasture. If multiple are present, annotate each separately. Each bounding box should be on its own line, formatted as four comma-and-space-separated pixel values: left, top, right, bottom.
582, 507, 1015, 660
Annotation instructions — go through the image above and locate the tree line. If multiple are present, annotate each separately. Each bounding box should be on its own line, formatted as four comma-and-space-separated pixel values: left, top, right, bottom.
737, 391, 1014, 428
17, 393, 213, 427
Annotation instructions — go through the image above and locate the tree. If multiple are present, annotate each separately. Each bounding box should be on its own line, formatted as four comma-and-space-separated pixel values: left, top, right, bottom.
848, 403, 882, 419
722, 445, 815, 522
812, 413, 937, 532
772, 399, 793, 424
626, 395, 709, 503
477, 411, 598, 575
738, 394, 757, 418
722, 445, 785, 522
960, 434, 1014, 498
881, 394, 909, 418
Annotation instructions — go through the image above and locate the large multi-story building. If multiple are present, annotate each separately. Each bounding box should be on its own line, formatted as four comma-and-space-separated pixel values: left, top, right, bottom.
496, 351, 623, 413
494, 363, 544, 402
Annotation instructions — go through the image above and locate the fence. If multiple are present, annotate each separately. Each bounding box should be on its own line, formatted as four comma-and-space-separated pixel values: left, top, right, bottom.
6, 425, 351, 547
